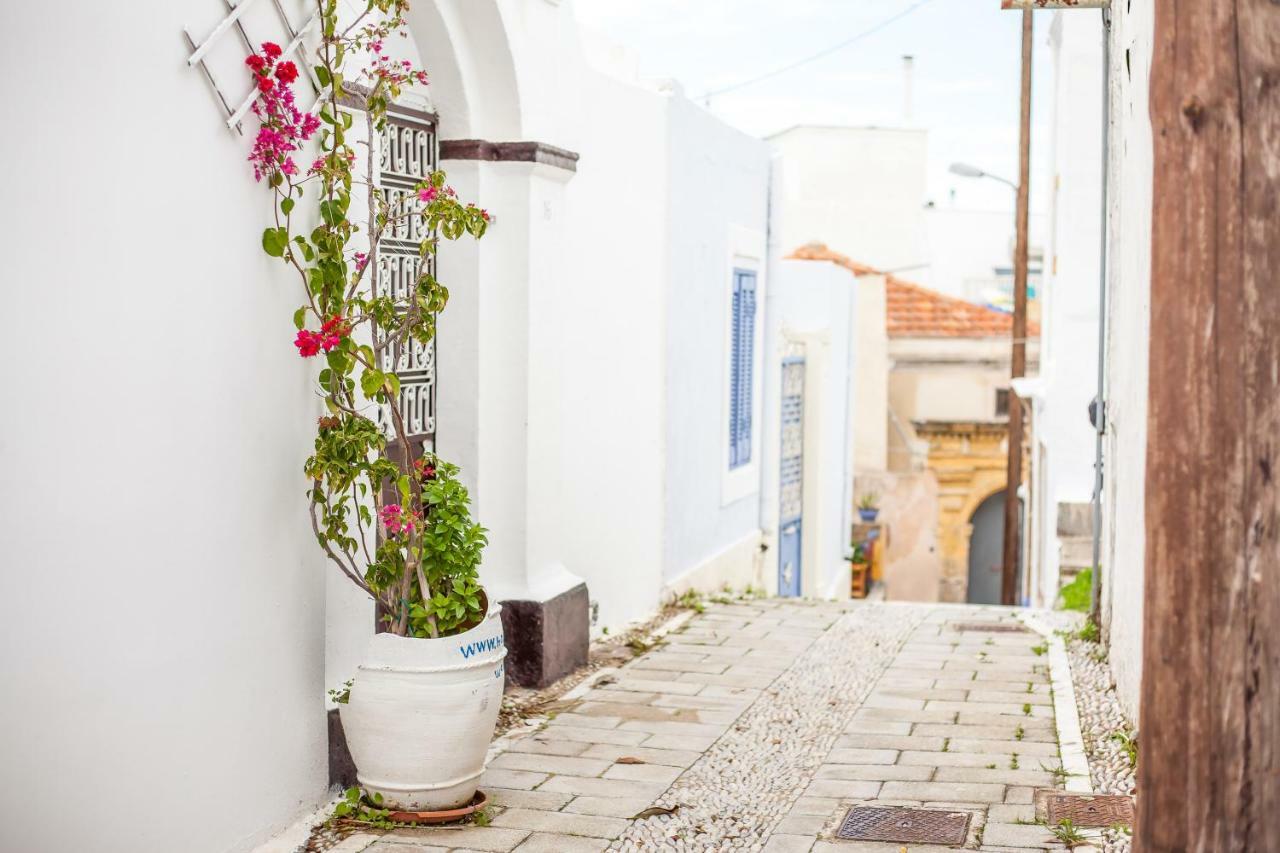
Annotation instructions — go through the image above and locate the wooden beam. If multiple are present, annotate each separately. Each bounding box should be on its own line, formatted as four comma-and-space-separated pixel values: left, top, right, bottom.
1001, 9, 1033, 606
1139, 1, 1280, 849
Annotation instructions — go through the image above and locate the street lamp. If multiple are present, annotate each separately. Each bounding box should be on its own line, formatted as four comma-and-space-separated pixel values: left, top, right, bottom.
949, 161, 1017, 191
950, 150, 1031, 606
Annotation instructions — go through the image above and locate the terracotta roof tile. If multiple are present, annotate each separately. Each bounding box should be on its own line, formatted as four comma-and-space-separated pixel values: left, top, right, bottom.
787, 242, 1039, 339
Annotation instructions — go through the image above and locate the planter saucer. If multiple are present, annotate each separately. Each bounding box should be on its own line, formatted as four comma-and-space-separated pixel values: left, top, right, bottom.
384, 789, 489, 825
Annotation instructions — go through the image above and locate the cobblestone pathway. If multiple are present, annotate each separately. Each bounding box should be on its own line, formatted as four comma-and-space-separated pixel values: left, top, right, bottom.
359, 599, 1091, 853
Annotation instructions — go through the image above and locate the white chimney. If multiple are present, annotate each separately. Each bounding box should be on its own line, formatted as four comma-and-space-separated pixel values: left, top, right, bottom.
902, 55, 915, 126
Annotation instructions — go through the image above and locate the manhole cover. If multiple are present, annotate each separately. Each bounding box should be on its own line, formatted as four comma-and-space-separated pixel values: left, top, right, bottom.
835, 806, 971, 845
1036, 791, 1135, 827
951, 621, 1031, 633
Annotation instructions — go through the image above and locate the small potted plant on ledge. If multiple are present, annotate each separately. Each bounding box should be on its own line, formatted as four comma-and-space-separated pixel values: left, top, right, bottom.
857, 492, 881, 523
848, 544, 870, 598
242, 2, 498, 812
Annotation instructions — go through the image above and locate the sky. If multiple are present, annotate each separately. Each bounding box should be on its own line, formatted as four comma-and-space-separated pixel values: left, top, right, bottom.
571, 0, 1062, 217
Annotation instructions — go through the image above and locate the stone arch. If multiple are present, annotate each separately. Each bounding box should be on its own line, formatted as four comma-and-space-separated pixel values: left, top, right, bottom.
403, 0, 523, 139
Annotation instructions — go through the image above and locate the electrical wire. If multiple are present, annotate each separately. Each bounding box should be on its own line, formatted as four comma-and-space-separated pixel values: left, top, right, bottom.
696, 0, 939, 101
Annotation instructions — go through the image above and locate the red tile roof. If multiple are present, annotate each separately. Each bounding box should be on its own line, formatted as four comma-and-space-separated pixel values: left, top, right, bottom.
787, 242, 1039, 339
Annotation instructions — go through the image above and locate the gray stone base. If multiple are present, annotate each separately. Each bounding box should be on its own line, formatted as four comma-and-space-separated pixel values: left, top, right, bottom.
500, 582, 590, 688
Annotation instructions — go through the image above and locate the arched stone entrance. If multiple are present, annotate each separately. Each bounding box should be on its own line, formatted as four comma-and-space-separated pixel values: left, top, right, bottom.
916, 421, 1008, 601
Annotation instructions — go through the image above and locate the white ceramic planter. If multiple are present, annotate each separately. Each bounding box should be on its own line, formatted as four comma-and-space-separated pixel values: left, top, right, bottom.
340, 604, 507, 810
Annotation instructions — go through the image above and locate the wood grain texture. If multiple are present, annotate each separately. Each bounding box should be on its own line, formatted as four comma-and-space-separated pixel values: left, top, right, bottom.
1139, 1, 1280, 850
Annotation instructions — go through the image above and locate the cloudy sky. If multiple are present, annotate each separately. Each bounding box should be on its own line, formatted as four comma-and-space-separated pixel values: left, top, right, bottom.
571, 0, 1063, 216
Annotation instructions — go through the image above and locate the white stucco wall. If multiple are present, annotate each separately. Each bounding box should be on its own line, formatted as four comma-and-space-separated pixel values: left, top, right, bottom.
1100, 0, 1153, 722
0, 4, 332, 851
761, 260, 859, 601
769, 126, 928, 272
1031, 10, 1104, 606
853, 275, 889, 473
553, 66, 669, 630
662, 95, 772, 590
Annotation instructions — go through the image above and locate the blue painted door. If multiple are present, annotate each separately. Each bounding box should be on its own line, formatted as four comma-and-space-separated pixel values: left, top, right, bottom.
778, 359, 806, 597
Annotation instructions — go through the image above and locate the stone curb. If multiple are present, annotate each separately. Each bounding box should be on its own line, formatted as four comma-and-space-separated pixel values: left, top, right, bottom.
1019, 609, 1106, 847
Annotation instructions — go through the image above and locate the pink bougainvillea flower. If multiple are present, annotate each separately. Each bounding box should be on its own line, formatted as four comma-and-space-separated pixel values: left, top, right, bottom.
294, 330, 323, 357
245, 44, 320, 182
320, 315, 349, 336
380, 504, 418, 536
417, 186, 438, 203
414, 458, 436, 480
352, 252, 368, 270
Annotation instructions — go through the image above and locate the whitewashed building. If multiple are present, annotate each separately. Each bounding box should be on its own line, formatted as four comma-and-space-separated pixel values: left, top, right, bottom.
0, 2, 867, 852
1020, 9, 1105, 609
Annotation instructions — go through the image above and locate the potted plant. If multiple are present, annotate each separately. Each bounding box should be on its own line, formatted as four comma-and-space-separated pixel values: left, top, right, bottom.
243, 2, 499, 811
857, 492, 880, 522
847, 544, 870, 598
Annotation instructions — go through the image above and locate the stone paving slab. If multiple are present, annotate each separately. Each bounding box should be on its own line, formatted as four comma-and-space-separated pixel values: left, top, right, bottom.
376, 600, 1080, 852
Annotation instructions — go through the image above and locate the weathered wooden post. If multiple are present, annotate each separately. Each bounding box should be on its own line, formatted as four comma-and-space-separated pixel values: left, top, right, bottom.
1140, 1, 1280, 848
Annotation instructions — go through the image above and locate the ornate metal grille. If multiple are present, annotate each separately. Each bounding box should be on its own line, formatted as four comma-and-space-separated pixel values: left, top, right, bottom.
375, 109, 438, 451
779, 359, 806, 523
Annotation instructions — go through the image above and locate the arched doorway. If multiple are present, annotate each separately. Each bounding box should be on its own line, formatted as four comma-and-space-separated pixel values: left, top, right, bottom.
966, 491, 1005, 604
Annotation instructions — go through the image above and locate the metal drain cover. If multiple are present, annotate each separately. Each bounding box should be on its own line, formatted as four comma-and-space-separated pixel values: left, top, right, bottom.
1037, 791, 1135, 827
835, 806, 971, 845
951, 621, 1031, 633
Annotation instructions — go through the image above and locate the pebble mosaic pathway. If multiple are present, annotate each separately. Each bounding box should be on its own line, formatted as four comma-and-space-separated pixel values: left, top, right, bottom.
348, 599, 1101, 853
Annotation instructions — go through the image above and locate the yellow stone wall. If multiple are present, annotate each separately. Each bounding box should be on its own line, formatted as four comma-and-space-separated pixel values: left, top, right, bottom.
915, 422, 1010, 602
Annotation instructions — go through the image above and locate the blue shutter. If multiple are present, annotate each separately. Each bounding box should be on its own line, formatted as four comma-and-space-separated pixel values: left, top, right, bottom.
729, 269, 757, 469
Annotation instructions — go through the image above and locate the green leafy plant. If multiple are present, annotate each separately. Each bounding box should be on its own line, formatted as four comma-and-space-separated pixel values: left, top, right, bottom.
1058, 567, 1093, 612
331, 787, 396, 829
1110, 729, 1138, 768
1046, 818, 1086, 847
675, 589, 706, 613
1010, 752, 1019, 770
1042, 762, 1072, 785
1031, 642, 1048, 657
1022, 702, 1033, 716
857, 492, 879, 511
245, 2, 491, 640
1014, 724, 1025, 741
1074, 620, 1100, 643
328, 678, 353, 705
847, 544, 868, 564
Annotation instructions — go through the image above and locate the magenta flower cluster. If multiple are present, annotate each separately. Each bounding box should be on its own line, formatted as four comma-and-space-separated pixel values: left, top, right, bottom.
380, 504, 419, 536
368, 41, 430, 89
245, 42, 321, 182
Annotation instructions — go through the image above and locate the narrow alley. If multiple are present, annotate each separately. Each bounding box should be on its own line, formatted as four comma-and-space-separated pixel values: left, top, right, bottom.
324, 599, 1127, 853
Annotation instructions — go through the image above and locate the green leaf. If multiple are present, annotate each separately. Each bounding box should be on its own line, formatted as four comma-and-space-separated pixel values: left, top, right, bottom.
293, 307, 308, 330
262, 227, 288, 257
360, 369, 385, 399
281, 197, 295, 216
315, 65, 331, 87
